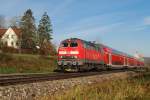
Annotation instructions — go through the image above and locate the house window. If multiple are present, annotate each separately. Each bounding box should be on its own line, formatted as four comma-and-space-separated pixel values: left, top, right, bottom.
11, 35, 14, 39
11, 42, 14, 46
6, 35, 9, 39
5, 41, 7, 46
16, 42, 19, 46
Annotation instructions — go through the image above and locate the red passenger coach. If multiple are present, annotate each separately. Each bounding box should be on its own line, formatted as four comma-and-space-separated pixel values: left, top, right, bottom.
57, 38, 145, 72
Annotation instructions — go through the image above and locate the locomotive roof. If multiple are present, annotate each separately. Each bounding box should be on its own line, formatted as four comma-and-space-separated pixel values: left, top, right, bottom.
63, 38, 136, 59
98, 43, 135, 58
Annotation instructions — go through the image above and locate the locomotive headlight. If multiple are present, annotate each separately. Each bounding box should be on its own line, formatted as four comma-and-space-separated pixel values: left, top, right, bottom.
70, 51, 79, 54
60, 56, 63, 58
59, 51, 67, 54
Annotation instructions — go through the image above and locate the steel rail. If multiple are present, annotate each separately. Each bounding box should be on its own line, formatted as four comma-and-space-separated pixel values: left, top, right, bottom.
0, 69, 135, 86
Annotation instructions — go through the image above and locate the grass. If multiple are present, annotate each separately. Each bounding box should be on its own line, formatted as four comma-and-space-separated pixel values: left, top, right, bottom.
40, 73, 150, 100
0, 66, 18, 74
0, 53, 57, 74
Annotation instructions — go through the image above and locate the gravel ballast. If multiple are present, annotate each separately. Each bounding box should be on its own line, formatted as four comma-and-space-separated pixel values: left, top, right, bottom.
0, 71, 139, 100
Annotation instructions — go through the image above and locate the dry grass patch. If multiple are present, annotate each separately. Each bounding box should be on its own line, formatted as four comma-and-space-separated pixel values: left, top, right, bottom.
40, 74, 150, 100
0, 53, 57, 74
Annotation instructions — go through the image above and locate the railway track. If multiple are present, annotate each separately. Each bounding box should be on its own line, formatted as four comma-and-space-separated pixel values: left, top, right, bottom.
0, 69, 136, 86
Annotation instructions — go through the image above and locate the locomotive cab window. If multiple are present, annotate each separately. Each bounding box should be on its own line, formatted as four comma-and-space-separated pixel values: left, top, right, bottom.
70, 42, 78, 47
61, 42, 68, 47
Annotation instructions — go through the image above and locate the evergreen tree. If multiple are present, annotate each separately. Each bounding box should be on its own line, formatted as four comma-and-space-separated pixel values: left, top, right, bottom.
20, 9, 37, 50
37, 12, 53, 47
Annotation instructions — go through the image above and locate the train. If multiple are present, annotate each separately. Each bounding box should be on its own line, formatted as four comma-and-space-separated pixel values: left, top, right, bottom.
57, 38, 145, 72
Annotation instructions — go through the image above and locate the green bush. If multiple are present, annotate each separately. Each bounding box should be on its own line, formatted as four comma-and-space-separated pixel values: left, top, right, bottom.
0, 66, 17, 74
0, 53, 13, 62
1, 46, 19, 53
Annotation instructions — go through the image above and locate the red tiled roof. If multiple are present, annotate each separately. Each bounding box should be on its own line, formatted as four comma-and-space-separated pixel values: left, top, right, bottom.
0, 28, 22, 38
12, 28, 22, 37
0, 28, 7, 38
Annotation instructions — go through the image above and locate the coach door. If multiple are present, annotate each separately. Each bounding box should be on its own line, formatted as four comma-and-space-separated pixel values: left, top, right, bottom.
108, 53, 112, 66
123, 57, 126, 66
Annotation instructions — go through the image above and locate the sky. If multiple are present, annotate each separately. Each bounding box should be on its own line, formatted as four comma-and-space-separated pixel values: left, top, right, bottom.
0, 0, 150, 56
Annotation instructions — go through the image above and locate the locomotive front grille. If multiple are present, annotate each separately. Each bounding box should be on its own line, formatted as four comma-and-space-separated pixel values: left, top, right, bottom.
61, 56, 77, 59
58, 60, 83, 66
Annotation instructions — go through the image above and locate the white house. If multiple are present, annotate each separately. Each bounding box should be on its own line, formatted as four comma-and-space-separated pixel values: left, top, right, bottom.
0, 27, 21, 48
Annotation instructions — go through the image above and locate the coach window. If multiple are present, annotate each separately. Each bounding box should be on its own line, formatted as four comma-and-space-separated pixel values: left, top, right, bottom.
84, 42, 88, 48
87, 44, 90, 49
89, 45, 92, 50
96, 47, 99, 51
91, 45, 94, 50
90, 45, 93, 50
83, 43, 86, 48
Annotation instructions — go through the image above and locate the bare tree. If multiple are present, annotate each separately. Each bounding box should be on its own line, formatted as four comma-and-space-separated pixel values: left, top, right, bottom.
9, 16, 21, 28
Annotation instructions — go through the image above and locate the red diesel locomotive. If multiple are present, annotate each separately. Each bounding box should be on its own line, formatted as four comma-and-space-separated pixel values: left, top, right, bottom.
57, 38, 144, 71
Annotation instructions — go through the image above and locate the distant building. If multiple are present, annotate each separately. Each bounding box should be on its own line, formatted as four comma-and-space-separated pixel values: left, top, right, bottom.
0, 27, 21, 48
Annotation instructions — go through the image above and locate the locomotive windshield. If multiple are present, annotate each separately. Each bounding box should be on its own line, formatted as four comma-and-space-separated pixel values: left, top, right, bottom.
61, 41, 78, 47
61, 42, 68, 47
70, 42, 78, 47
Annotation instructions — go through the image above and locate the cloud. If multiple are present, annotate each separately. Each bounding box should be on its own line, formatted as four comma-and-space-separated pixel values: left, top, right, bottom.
144, 16, 150, 25
69, 22, 123, 35
133, 16, 150, 31
55, 11, 126, 35
53, 21, 123, 44
51, 0, 74, 17
0, 0, 22, 11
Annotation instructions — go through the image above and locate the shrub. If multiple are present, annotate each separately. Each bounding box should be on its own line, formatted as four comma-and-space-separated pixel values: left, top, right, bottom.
1, 46, 19, 53
0, 53, 13, 62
